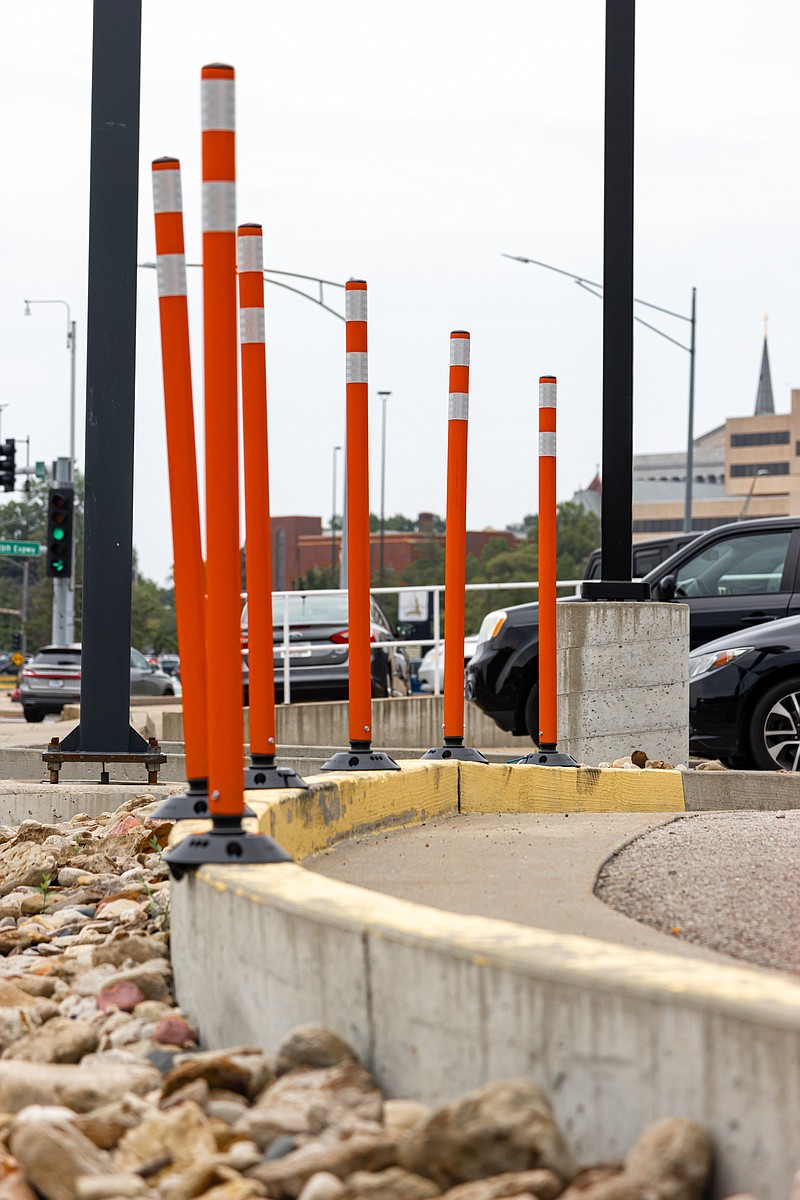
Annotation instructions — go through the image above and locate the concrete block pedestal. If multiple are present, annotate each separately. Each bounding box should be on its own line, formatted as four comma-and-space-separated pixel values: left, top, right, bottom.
557, 601, 689, 767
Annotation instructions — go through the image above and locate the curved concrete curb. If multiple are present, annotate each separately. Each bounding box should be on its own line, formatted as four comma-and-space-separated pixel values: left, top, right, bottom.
170, 761, 798, 1199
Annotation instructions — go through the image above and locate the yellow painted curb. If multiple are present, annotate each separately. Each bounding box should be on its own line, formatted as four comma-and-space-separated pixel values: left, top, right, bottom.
460, 761, 685, 814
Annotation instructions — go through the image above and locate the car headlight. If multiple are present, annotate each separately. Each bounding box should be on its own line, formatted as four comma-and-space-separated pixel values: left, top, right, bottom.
688, 645, 754, 679
476, 609, 507, 647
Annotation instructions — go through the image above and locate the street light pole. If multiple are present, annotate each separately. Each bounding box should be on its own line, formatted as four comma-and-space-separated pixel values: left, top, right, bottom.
23, 300, 76, 481
331, 444, 341, 575
24, 299, 78, 641
504, 254, 698, 536
377, 391, 391, 587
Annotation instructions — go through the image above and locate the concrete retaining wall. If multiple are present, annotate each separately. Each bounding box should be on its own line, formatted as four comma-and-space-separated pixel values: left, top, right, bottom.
170, 761, 800, 1197
171, 854, 800, 1200
161, 696, 522, 750
558, 602, 689, 766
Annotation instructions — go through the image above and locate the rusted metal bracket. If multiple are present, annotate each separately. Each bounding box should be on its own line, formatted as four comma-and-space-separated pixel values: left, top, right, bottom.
42, 736, 167, 786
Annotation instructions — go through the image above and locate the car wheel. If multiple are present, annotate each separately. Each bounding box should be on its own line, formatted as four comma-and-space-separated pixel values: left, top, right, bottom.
523, 683, 540, 744
748, 675, 800, 771
163, 687, 174, 697
23, 707, 44, 723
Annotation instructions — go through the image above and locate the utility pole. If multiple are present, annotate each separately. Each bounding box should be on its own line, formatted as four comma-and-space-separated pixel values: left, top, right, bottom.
378, 391, 390, 586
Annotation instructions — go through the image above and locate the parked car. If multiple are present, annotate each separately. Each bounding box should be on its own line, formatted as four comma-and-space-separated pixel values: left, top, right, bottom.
580, 531, 700, 589
158, 653, 181, 677
417, 636, 479, 693
466, 515, 800, 741
241, 592, 411, 703
19, 644, 176, 722
689, 613, 800, 770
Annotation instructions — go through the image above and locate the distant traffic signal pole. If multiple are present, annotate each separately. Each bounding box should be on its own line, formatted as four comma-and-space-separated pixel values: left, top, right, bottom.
165, 64, 290, 875
237, 223, 306, 789
149, 156, 211, 821
423, 332, 486, 764
322, 281, 398, 773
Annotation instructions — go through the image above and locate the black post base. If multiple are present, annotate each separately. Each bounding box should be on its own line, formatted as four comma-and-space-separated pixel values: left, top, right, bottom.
164, 815, 293, 880
320, 745, 400, 772
245, 755, 309, 790
420, 739, 488, 763
516, 745, 581, 768
152, 778, 256, 822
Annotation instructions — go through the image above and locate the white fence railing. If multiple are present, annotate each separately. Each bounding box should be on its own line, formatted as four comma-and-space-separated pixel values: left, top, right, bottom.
243, 580, 582, 703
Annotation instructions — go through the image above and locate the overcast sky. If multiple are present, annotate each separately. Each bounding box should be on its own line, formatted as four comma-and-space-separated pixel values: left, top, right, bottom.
4, 1, 800, 583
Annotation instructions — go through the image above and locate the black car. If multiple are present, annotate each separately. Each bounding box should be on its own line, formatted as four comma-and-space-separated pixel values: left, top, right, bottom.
689, 613, 800, 770
466, 515, 800, 741
580, 531, 699, 588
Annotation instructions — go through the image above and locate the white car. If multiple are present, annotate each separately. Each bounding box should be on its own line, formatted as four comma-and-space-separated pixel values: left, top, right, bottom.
417, 636, 479, 693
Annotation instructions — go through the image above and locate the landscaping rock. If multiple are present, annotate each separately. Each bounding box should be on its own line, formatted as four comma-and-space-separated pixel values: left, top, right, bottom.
399, 1080, 576, 1190
625, 1118, 712, 1200
440, 1171, 564, 1199
237, 1062, 382, 1149
0, 1060, 160, 1113
275, 1026, 358, 1076
10, 1122, 114, 1200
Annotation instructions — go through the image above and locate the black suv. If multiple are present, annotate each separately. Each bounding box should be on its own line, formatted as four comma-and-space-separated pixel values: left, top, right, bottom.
466, 516, 800, 741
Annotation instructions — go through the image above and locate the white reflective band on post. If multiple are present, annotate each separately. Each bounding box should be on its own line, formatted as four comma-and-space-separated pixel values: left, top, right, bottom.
152, 169, 182, 214
345, 290, 367, 322
539, 382, 557, 408
202, 181, 236, 232
539, 431, 556, 457
346, 352, 368, 384
237, 235, 263, 274
239, 308, 265, 344
156, 254, 187, 298
450, 338, 470, 367
448, 393, 469, 420
201, 79, 235, 131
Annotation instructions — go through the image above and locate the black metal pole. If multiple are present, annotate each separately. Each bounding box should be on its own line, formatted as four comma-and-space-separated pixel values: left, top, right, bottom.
63, 0, 145, 753
601, 0, 635, 584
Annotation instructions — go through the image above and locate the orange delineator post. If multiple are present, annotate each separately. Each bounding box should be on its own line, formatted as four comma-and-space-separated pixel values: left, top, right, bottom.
345, 281, 372, 748
200, 63, 243, 818
538, 376, 558, 750
320, 280, 397, 772
442, 332, 470, 742
237, 225, 275, 758
150, 157, 209, 812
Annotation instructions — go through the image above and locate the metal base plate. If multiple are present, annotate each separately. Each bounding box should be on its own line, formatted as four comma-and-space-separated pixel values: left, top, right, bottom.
516, 750, 581, 768
152, 781, 256, 822
320, 749, 400, 772
244, 763, 309, 790
164, 824, 293, 880
420, 745, 488, 763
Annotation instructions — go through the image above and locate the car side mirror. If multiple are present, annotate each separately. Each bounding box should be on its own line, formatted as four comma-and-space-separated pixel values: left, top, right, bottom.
658, 574, 676, 601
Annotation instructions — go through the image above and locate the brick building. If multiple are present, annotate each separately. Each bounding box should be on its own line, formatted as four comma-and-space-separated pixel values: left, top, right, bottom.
270, 512, 518, 589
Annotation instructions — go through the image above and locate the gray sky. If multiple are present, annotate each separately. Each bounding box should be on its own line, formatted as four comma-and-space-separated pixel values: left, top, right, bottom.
4, 1, 800, 583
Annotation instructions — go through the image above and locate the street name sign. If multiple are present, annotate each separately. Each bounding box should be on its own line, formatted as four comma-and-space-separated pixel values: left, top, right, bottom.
0, 541, 42, 558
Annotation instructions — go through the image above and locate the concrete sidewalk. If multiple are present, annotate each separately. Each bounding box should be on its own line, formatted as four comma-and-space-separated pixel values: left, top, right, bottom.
308, 810, 741, 967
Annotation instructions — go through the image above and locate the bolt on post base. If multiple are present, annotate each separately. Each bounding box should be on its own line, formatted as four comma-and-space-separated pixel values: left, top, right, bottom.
164, 815, 293, 880
245, 754, 309, 790
320, 742, 400, 772
421, 737, 488, 764
516, 743, 580, 768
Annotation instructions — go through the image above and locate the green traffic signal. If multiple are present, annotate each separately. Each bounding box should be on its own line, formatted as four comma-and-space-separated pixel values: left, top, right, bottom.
53, 528, 65, 541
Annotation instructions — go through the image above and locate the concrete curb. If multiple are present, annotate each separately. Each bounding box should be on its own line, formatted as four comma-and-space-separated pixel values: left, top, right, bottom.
170, 761, 800, 1198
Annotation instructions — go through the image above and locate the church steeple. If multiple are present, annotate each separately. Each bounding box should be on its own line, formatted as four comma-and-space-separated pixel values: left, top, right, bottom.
754, 318, 774, 416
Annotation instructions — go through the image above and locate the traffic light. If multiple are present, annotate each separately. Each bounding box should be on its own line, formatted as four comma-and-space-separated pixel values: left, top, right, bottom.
0, 441, 15, 492
46, 487, 74, 579
11, 633, 21, 652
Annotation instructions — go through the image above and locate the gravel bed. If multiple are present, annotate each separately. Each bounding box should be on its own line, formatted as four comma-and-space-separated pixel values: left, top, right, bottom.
595, 811, 800, 975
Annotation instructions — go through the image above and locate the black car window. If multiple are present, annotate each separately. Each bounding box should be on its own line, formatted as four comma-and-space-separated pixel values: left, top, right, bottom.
33, 650, 81, 666
633, 549, 663, 576
674, 531, 791, 598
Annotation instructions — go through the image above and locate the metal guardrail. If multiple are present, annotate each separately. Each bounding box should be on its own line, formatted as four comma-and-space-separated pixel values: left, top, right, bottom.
243, 580, 583, 703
